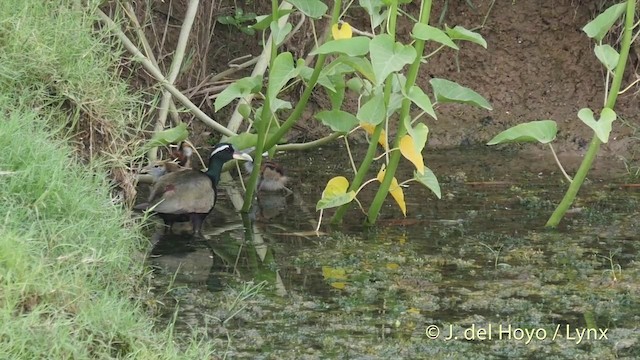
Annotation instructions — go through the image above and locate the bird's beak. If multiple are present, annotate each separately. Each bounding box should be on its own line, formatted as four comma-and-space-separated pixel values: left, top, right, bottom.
233, 152, 253, 162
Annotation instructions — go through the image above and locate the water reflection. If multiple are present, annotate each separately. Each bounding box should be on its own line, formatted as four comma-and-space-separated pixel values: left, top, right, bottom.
141, 147, 640, 358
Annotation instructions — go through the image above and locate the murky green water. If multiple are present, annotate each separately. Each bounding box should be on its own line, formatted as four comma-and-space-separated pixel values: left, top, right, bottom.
142, 147, 640, 359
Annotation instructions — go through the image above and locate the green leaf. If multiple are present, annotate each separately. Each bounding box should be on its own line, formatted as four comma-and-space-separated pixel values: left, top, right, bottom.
594, 44, 619, 71
370, 34, 416, 86
346, 78, 364, 92
407, 122, 429, 153
326, 75, 346, 110
252, 9, 296, 30
310, 37, 371, 57
271, 21, 293, 46
414, 167, 441, 199
357, 91, 385, 125
227, 132, 258, 151
578, 107, 617, 143
298, 64, 335, 92
430, 78, 492, 110
445, 25, 487, 48
333, 56, 376, 83
287, 0, 328, 19
315, 110, 359, 133
316, 176, 356, 210
267, 52, 299, 105
238, 103, 252, 119
412, 23, 459, 50
271, 98, 292, 112
582, 3, 626, 42
407, 85, 437, 120
214, 75, 263, 112
487, 120, 558, 145
147, 123, 188, 147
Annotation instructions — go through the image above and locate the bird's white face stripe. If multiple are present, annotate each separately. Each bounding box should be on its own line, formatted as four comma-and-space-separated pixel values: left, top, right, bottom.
210, 144, 231, 158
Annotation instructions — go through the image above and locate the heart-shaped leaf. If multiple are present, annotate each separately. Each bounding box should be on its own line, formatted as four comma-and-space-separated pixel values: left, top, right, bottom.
267, 52, 300, 105
594, 44, 619, 71
310, 37, 371, 57
412, 23, 458, 50
582, 3, 626, 42
399, 135, 425, 174
287, 0, 328, 19
315, 110, 359, 133
325, 74, 345, 110
316, 176, 356, 210
578, 107, 617, 143
147, 123, 188, 147
357, 90, 385, 125
445, 25, 487, 48
360, 123, 388, 150
332, 23, 352, 39
227, 132, 258, 151
214, 75, 263, 111
370, 34, 416, 86
333, 56, 376, 83
487, 120, 558, 145
406, 85, 437, 120
377, 165, 406, 216
430, 78, 492, 110
414, 167, 441, 199
271, 21, 293, 46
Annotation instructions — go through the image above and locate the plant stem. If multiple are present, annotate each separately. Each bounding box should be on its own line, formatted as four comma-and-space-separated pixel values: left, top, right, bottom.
545, 0, 635, 227
241, 0, 281, 211
331, 1, 400, 224
366, 0, 432, 225
262, 0, 342, 151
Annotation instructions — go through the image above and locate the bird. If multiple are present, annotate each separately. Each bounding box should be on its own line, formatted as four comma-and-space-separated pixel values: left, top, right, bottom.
169, 142, 194, 168
243, 157, 291, 194
139, 143, 252, 236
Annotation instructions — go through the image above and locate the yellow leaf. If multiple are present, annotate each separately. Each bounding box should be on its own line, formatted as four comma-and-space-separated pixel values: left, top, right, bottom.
376, 165, 407, 216
322, 176, 349, 198
400, 135, 425, 174
332, 23, 352, 40
322, 266, 347, 280
330, 282, 347, 289
407, 307, 421, 315
360, 123, 388, 150
386, 263, 400, 270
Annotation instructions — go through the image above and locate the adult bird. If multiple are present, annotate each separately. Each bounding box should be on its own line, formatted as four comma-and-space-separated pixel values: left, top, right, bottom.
140, 143, 252, 236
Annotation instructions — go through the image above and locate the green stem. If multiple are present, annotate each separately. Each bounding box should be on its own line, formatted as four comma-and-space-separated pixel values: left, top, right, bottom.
366, 0, 432, 225
241, 0, 281, 212
545, 0, 635, 227
331, 125, 382, 223
331, 1, 400, 224
262, 0, 342, 151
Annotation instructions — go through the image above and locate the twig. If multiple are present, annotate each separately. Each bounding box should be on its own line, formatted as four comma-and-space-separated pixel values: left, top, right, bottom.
121, 2, 181, 126
149, 0, 200, 161
96, 9, 235, 137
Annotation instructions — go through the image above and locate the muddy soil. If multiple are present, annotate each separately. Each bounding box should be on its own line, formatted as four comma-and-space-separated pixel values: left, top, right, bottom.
128, 0, 639, 161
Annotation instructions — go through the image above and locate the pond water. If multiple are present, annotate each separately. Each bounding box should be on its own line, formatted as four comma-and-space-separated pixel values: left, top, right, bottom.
141, 147, 640, 359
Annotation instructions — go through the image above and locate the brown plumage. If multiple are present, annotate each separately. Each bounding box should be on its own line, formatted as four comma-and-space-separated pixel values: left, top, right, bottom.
169, 142, 194, 168
244, 158, 290, 193
139, 143, 252, 236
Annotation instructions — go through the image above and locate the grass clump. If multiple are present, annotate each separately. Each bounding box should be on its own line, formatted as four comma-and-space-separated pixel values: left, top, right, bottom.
0, 0, 213, 358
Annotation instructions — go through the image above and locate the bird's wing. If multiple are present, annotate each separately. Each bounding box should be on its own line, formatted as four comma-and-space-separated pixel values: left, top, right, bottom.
149, 171, 215, 214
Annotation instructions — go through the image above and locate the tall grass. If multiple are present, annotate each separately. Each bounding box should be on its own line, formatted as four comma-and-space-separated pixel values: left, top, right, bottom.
0, 0, 213, 358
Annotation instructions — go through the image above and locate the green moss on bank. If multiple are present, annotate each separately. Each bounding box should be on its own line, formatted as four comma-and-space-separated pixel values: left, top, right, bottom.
0, 1, 212, 358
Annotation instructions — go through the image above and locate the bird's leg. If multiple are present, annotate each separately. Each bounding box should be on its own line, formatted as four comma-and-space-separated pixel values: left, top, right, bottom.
191, 214, 204, 237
